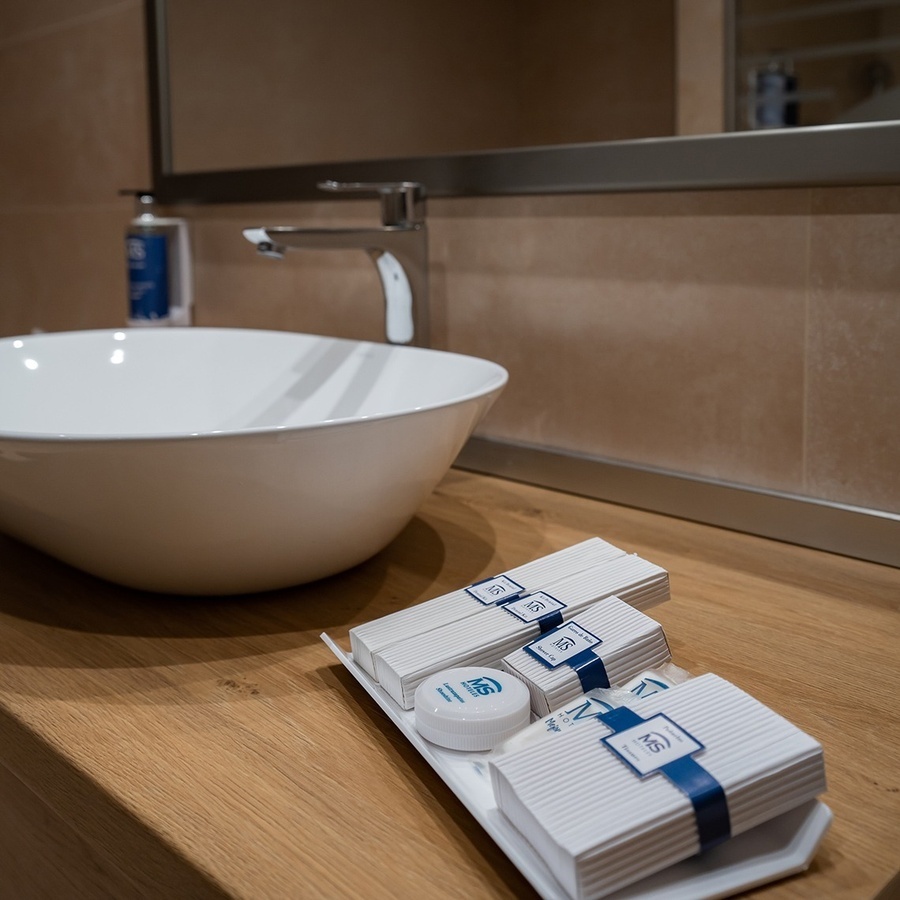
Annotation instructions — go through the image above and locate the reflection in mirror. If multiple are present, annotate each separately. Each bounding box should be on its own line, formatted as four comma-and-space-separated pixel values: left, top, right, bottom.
149, 0, 900, 200
734, 0, 900, 131
167, 0, 675, 174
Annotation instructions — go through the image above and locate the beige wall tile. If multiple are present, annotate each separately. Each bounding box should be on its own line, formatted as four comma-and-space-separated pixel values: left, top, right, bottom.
0, 0, 148, 338
429, 191, 810, 493
0, 207, 128, 336
806, 186, 900, 512
0, 3, 148, 206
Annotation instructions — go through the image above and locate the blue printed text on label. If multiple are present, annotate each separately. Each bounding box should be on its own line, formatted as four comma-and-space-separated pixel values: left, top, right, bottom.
602, 713, 704, 777
502, 591, 566, 624
460, 675, 503, 697
628, 677, 671, 700
466, 574, 525, 605
525, 621, 602, 668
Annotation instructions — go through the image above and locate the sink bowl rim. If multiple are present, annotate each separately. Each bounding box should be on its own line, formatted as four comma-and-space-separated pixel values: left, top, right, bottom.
0, 327, 509, 444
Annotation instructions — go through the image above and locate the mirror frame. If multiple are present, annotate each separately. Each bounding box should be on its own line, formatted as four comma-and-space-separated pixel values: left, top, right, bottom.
146, 0, 900, 204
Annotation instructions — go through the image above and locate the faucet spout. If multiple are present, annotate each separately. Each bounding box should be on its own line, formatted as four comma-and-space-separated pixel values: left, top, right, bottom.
242, 182, 429, 347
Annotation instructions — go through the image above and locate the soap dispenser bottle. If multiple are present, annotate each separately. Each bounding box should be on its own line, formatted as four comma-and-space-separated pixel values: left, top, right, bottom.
124, 191, 193, 326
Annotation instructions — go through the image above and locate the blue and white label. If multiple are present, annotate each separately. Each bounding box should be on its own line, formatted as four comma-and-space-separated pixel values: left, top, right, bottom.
602, 713, 704, 777
627, 676, 672, 700
459, 674, 504, 698
525, 621, 602, 668
433, 674, 505, 704
542, 696, 619, 734
502, 591, 566, 624
466, 574, 525, 606
127, 233, 169, 320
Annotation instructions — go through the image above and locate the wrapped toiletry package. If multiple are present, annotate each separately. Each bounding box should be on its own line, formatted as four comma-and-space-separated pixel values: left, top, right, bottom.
349, 538, 627, 678
488, 673, 827, 900
493, 662, 692, 755
500, 595, 672, 715
373, 554, 670, 708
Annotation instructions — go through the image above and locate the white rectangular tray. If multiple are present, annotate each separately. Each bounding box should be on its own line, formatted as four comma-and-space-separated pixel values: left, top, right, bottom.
322, 633, 831, 900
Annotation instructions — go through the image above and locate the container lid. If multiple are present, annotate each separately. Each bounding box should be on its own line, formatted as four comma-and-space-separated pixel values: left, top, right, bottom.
414, 667, 531, 751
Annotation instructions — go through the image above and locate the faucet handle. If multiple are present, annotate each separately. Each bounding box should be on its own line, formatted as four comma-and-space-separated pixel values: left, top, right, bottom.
318, 180, 425, 228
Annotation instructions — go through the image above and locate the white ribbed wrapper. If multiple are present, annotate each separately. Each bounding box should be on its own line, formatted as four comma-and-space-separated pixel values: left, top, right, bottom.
350, 538, 627, 677
373, 555, 669, 708
501, 596, 671, 715
489, 673, 826, 900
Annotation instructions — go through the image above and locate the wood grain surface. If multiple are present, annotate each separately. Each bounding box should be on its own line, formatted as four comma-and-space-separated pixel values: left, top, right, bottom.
0, 469, 897, 899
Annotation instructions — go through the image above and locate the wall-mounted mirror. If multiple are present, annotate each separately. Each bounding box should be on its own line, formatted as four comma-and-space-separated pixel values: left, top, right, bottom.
147, 0, 900, 203
164, 0, 678, 173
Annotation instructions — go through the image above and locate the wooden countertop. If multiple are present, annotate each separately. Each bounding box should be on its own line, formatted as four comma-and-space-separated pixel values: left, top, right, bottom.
0, 470, 897, 899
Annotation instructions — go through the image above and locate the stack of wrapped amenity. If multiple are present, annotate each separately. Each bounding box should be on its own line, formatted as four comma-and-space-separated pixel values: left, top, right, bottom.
500, 595, 672, 715
373, 554, 670, 708
489, 673, 827, 900
349, 538, 627, 678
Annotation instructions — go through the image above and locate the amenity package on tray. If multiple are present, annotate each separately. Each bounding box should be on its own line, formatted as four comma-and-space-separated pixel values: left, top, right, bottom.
494, 662, 692, 755
499, 595, 672, 715
373, 554, 670, 708
349, 538, 627, 678
488, 672, 827, 900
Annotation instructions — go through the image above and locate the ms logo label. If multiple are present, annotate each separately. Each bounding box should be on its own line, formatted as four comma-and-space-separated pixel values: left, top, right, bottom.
461, 675, 503, 697
602, 714, 704, 777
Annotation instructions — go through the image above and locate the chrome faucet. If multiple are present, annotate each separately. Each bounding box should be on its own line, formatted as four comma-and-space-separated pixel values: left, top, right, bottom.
243, 180, 429, 346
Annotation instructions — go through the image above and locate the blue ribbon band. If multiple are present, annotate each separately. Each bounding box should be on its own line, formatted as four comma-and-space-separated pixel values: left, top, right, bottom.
566, 648, 611, 692
598, 706, 731, 854
536, 610, 564, 633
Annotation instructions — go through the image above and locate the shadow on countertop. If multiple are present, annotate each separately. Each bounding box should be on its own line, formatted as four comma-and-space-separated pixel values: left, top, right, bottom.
0, 489, 497, 675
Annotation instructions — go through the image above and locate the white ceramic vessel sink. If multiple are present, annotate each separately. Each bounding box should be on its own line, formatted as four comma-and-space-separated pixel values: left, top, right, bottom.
0, 328, 507, 594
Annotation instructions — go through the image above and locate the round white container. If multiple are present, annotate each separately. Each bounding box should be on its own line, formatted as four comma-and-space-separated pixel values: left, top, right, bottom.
414, 667, 531, 751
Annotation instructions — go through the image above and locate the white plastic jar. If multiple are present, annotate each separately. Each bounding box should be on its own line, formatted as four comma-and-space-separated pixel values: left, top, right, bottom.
414, 667, 531, 751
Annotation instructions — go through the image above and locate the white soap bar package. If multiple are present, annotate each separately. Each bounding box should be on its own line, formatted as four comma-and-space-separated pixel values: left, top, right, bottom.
374, 554, 670, 708
349, 538, 627, 677
489, 673, 827, 900
500, 595, 672, 715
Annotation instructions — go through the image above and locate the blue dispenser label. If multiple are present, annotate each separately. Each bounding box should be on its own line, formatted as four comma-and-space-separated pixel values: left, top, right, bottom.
127, 233, 169, 320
